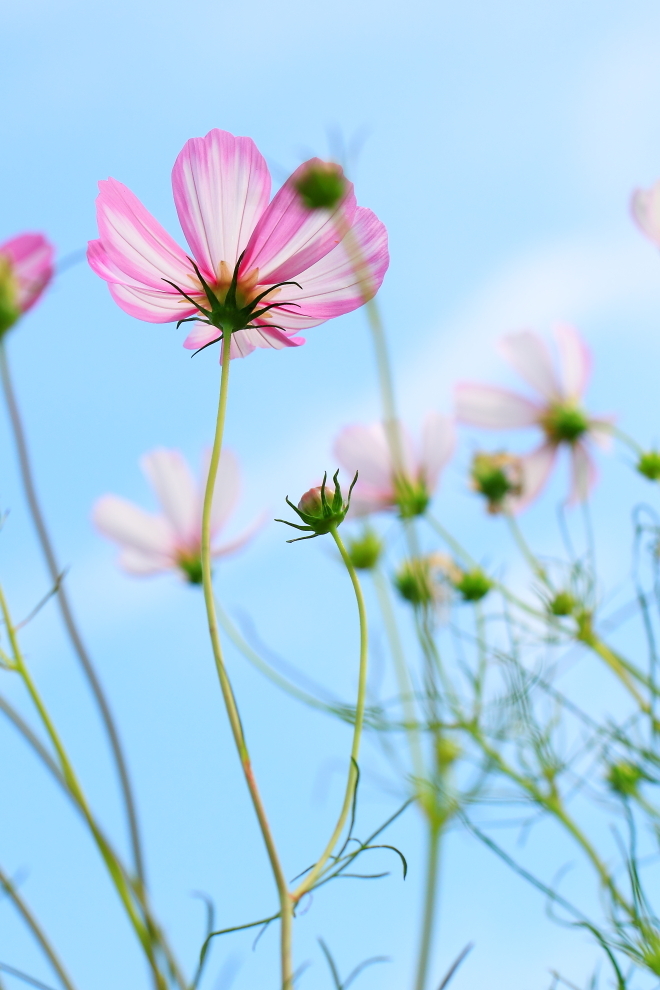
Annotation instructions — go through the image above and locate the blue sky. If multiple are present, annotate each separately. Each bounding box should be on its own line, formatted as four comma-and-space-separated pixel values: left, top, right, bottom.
3, 1, 660, 989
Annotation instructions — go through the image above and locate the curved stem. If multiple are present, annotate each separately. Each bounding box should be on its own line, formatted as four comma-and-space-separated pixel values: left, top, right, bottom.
413, 823, 441, 990
292, 526, 369, 901
505, 513, 552, 589
200, 337, 292, 990
0, 867, 78, 990
0, 342, 146, 891
0, 586, 166, 989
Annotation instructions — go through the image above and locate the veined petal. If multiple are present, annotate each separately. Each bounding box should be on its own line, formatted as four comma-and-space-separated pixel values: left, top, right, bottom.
93, 495, 173, 556
1, 233, 54, 313
420, 413, 455, 490
172, 129, 271, 279
631, 183, 660, 246
514, 444, 557, 511
554, 323, 591, 400
141, 449, 198, 543
88, 240, 199, 323
455, 383, 541, 428
499, 330, 561, 401
266, 207, 389, 330
182, 322, 304, 360
346, 487, 397, 517
242, 159, 357, 284
569, 443, 597, 503
95, 177, 195, 290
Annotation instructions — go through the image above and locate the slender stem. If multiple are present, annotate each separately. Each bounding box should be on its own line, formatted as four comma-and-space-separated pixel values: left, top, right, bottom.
578, 627, 652, 714
0, 586, 166, 988
200, 336, 292, 990
0, 342, 146, 891
372, 567, 425, 782
505, 513, 552, 588
292, 526, 369, 901
413, 823, 441, 990
0, 867, 77, 990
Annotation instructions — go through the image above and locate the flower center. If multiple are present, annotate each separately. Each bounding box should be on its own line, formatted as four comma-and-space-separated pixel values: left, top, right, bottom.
541, 403, 589, 444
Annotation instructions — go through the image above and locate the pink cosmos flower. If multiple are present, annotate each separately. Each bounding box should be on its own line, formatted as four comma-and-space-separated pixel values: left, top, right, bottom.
333, 414, 455, 518
455, 326, 612, 507
88, 128, 389, 360
93, 447, 259, 582
0, 233, 54, 334
631, 181, 660, 245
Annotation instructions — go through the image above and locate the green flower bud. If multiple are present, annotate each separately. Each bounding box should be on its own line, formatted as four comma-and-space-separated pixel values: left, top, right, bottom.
394, 558, 435, 607
0, 257, 19, 338
277, 470, 357, 542
435, 736, 461, 769
346, 527, 383, 570
541, 402, 590, 444
394, 475, 430, 520
177, 553, 203, 585
470, 451, 523, 513
607, 760, 644, 797
637, 451, 660, 481
548, 590, 576, 617
294, 161, 347, 211
454, 568, 492, 602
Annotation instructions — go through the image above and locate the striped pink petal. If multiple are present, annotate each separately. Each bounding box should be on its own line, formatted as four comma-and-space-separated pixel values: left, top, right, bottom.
499, 330, 561, 401
1, 233, 54, 313
267, 207, 389, 330
172, 129, 271, 281
93, 495, 173, 557
242, 159, 357, 284
455, 383, 541, 428
94, 177, 194, 290
117, 548, 174, 575
554, 324, 591, 400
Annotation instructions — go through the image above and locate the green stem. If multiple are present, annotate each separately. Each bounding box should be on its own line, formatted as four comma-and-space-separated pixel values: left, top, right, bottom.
200, 337, 292, 990
0, 585, 165, 988
0, 867, 77, 990
505, 512, 552, 588
0, 342, 146, 892
413, 823, 442, 990
578, 627, 652, 714
292, 526, 369, 900
372, 567, 425, 782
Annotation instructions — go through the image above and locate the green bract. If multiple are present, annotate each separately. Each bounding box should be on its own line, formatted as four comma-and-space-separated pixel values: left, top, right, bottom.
277, 470, 357, 542
454, 568, 492, 602
471, 451, 522, 513
607, 760, 645, 797
177, 553, 204, 585
548, 590, 576, 617
541, 402, 589, 444
394, 558, 434, 607
0, 258, 19, 339
394, 475, 430, 519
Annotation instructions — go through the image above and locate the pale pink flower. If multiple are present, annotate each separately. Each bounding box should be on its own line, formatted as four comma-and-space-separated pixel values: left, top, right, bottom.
455, 326, 612, 507
88, 128, 389, 360
333, 415, 455, 517
93, 448, 259, 582
0, 233, 54, 333
631, 181, 660, 245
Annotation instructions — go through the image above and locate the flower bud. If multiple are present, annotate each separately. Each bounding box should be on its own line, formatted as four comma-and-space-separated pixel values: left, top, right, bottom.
548, 590, 575, 617
394, 558, 435, 607
0, 257, 20, 338
277, 470, 357, 542
294, 160, 348, 211
394, 475, 430, 520
470, 451, 523, 513
435, 736, 461, 769
454, 568, 492, 602
637, 451, 660, 481
606, 760, 644, 797
346, 527, 383, 570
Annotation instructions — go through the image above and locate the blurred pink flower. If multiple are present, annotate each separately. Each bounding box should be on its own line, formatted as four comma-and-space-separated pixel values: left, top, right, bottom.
455, 326, 612, 507
333, 414, 455, 517
0, 233, 54, 334
631, 181, 660, 245
93, 448, 259, 582
88, 128, 389, 360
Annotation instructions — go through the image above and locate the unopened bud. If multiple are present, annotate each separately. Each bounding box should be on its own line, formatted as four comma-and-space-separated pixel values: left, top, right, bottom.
394, 558, 435, 607
277, 470, 357, 542
294, 160, 347, 211
435, 736, 461, 769
637, 451, 660, 481
607, 760, 644, 797
454, 568, 492, 602
394, 475, 430, 520
346, 527, 383, 570
548, 590, 576, 617
470, 451, 523, 513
